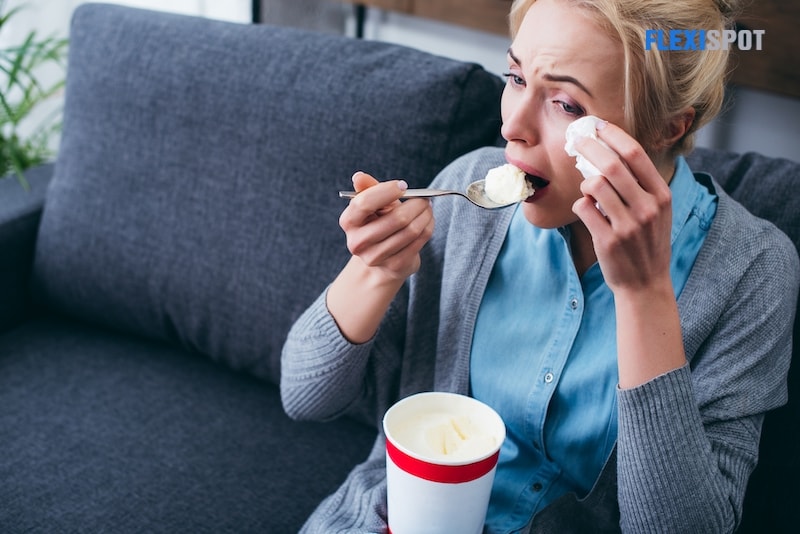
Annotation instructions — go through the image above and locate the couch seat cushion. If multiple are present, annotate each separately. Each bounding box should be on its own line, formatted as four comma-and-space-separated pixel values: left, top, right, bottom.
0, 316, 375, 532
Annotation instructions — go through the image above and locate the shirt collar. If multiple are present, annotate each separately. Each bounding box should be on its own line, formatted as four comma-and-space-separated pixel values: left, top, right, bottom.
669, 155, 698, 244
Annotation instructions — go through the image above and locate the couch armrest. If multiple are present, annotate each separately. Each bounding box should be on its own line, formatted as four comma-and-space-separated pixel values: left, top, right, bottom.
0, 163, 54, 332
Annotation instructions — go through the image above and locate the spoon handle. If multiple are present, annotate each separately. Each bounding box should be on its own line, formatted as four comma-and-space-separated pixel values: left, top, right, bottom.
338, 189, 459, 200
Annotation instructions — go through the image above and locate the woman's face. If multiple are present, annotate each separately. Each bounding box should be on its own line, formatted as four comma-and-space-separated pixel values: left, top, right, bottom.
502, 0, 626, 228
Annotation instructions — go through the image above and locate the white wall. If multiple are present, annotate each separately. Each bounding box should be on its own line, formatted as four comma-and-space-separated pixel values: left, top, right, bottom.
700, 87, 800, 162
1, 0, 248, 47
361, 10, 800, 163
1, 0, 249, 150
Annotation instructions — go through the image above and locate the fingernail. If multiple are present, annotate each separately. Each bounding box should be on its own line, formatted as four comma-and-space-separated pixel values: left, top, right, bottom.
352, 171, 362, 184
595, 119, 608, 130
397, 180, 408, 191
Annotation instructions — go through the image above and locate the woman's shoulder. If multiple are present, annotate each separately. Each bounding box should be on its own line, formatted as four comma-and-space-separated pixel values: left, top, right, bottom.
701, 176, 799, 281
716, 181, 796, 254
678, 174, 798, 374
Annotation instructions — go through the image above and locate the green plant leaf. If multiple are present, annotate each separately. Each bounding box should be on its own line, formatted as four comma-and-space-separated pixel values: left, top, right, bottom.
0, 0, 67, 189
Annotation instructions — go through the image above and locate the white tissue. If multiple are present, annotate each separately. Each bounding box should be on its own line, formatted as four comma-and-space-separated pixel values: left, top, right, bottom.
564, 115, 609, 178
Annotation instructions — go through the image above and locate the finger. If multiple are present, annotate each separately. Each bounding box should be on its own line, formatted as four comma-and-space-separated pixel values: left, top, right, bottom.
352, 171, 379, 193
579, 175, 630, 221
350, 201, 433, 264
593, 122, 669, 196
351, 171, 404, 215
378, 207, 434, 265
343, 178, 409, 226
578, 125, 672, 234
376, 214, 436, 276
345, 196, 429, 248
356, 198, 431, 248
573, 136, 642, 204
572, 194, 610, 236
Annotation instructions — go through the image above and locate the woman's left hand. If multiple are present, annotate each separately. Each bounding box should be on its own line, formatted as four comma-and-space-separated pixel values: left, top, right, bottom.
572, 121, 687, 388
571, 121, 673, 297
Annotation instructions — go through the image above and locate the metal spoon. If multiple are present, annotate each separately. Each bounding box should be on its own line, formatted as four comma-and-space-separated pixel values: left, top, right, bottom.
338, 179, 519, 210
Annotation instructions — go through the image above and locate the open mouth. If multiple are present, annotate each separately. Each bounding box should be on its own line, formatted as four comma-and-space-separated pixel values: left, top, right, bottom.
526, 174, 550, 196
526, 174, 550, 188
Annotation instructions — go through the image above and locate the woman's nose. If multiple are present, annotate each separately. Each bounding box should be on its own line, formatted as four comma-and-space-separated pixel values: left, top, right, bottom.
501, 92, 538, 146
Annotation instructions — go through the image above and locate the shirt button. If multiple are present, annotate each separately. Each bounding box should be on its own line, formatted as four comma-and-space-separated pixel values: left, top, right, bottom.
532, 482, 543, 492
570, 297, 579, 310
544, 372, 554, 383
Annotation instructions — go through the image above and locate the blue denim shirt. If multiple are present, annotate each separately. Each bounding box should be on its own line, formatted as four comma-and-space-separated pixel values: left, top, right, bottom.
470, 156, 717, 533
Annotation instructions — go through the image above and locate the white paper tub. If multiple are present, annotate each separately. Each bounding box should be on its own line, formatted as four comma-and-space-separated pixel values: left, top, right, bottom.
383, 392, 506, 534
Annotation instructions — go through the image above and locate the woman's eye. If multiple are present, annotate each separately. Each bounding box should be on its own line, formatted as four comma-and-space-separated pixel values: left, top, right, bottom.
502, 72, 525, 87
554, 100, 584, 116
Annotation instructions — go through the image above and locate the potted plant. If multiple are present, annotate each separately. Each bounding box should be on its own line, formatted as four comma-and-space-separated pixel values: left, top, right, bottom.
0, 0, 67, 189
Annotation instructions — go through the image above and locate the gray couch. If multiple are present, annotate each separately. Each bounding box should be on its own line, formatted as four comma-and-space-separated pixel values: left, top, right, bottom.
0, 4, 797, 533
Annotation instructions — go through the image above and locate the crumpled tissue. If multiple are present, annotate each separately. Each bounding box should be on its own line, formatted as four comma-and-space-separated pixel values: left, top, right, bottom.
564, 115, 609, 178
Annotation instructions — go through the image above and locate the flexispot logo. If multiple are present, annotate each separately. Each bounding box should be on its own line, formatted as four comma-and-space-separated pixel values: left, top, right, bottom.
645, 29, 765, 51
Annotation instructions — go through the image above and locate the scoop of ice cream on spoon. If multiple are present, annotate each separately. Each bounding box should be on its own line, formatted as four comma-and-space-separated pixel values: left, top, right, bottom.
482, 163, 535, 205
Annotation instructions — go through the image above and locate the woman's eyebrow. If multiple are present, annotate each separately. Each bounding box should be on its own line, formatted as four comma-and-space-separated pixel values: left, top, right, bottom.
543, 73, 593, 98
507, 47, 594, 98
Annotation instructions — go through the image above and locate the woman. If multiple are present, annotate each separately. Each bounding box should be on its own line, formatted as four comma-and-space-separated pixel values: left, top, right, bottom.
281, 0, 799, 531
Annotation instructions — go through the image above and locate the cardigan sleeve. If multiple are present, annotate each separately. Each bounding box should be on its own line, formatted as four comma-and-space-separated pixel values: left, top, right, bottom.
280, 285, 409, 427
615, 205, 800, 533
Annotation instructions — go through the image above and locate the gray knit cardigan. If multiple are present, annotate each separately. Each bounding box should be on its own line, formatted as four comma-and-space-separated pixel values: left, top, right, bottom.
281, 147, 800, 533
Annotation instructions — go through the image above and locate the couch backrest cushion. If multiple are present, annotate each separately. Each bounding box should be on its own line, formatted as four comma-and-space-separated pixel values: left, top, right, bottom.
32, 4, 504, 384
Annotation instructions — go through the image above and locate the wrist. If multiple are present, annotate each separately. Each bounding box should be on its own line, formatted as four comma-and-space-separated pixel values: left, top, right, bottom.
614, 278, 686, 389
326, 256, 406, 344
352, 255, 408, 293
612, 276, 675, 311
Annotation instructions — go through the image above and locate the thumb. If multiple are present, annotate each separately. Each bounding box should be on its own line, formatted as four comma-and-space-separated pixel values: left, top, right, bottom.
352, 171, 380, 193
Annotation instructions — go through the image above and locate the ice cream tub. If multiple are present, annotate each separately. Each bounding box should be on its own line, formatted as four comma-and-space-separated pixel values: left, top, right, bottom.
383, 391, 506, 534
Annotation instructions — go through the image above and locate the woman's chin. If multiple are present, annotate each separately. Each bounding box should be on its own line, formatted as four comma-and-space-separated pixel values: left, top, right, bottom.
520, 201, 578, 229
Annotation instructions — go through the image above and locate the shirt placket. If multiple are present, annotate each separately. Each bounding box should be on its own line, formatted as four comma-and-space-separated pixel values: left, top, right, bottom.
523, 249, 584, 483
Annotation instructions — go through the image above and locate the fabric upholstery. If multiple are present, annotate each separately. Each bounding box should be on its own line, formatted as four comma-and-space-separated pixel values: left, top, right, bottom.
0, 316, 376, 532
0, 164, 52, 332
32, 4, 504, 385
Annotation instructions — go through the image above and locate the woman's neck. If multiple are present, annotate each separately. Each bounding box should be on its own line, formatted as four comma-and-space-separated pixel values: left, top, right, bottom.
568, 222, 597, 276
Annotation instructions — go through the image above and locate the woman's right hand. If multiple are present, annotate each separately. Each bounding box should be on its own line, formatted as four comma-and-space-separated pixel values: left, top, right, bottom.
326, 171, 434, 344
340, 171, 435, 283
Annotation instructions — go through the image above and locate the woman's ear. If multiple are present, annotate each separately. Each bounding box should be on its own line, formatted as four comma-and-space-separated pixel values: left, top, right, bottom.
662, 107, 696, 149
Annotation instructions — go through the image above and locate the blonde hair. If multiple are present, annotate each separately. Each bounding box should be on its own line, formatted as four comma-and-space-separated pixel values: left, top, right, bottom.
509, 0, 740, 155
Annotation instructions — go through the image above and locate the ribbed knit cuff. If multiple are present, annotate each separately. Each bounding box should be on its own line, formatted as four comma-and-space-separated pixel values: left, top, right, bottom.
280, 288, 374, 421
616, 364, 739, 532
617, 363, 703, 448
